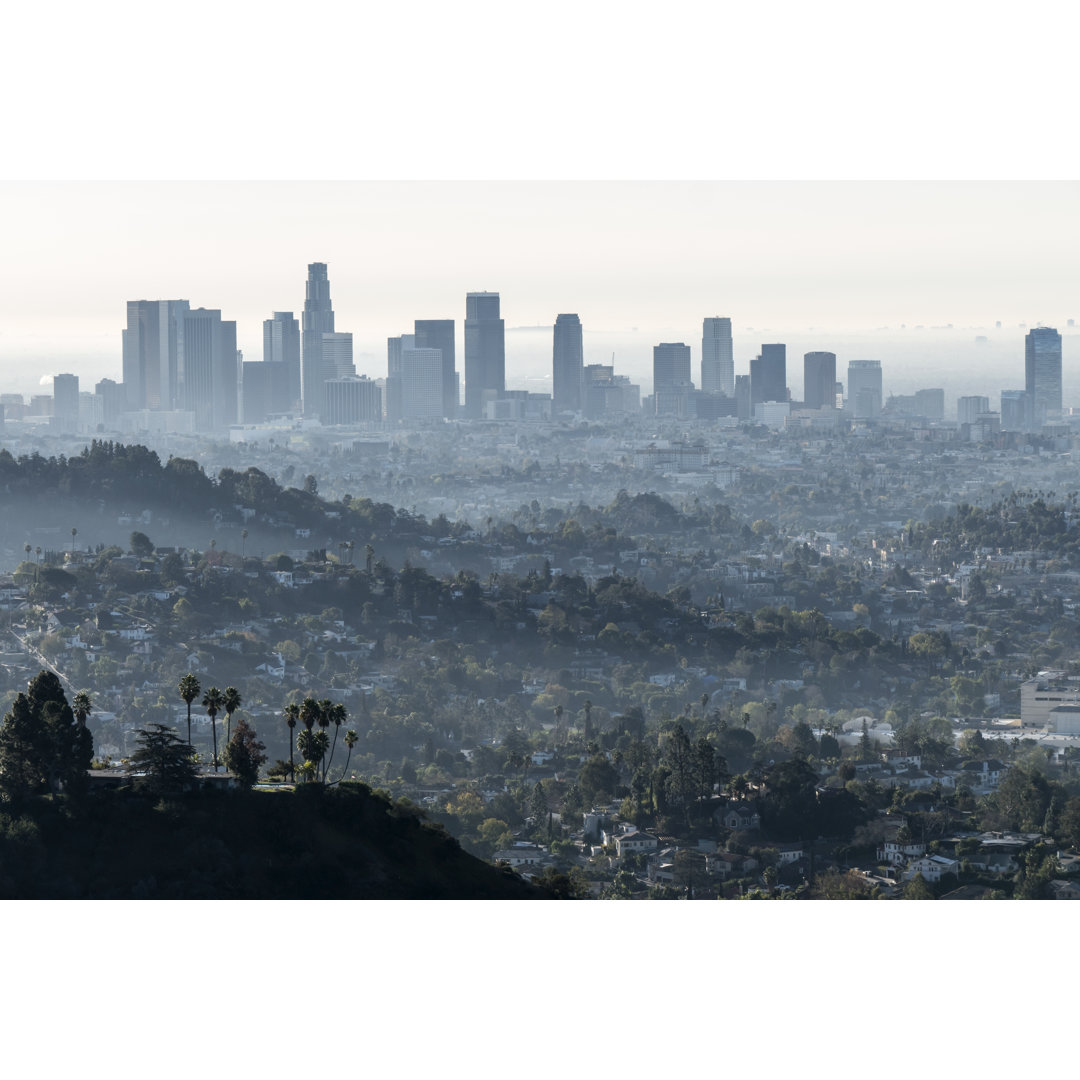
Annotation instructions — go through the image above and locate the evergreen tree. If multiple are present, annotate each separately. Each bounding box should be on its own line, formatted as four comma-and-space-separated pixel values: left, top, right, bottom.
126, 724, 197, 794
0, 671, 93, 801
222, 718, 267, 790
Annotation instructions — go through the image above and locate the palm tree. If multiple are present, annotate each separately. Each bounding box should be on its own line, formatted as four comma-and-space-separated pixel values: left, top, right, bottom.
178, 673, 201, 746
317, 698, 334, 780
222, 686, 242, 745
71, 527, 77, 555
202, 686, 225, 771
72, 690, 92, 729
323, 701, 347, 779
284, 702, 299, 781
338, 729, 358, 782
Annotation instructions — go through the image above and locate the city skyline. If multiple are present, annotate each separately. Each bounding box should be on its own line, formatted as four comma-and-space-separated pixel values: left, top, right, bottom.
1, 181, 1077, 398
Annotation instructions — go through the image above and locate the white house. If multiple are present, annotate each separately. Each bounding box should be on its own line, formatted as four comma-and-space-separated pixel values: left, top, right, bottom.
903, 855, 959, 883
615, 831, 659, 858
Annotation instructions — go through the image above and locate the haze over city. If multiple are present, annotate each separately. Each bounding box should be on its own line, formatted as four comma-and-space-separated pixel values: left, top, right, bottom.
1, 181, 1077, 406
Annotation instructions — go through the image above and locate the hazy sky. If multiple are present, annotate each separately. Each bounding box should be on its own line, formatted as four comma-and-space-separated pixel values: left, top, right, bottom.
1, 180, 1077, 401
2, 6, 1078, 406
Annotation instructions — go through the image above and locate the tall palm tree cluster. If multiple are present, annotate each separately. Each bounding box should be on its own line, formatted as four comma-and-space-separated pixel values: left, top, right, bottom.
175, 673, 243, 772
174, 675, 357, 784
289, 696, 354, 783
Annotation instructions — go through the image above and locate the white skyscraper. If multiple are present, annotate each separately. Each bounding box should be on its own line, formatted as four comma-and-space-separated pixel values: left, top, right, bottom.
401, 347, 444, 419
701, 317, 734, 396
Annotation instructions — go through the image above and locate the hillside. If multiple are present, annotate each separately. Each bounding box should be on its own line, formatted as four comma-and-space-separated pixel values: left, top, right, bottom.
0, 782, 549, 899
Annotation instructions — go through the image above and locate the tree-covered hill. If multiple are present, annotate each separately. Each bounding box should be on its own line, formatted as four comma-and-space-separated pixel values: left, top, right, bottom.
0, 784, 549, 899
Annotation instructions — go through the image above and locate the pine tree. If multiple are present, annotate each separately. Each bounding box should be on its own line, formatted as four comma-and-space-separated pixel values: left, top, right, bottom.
0, 670, 93, 801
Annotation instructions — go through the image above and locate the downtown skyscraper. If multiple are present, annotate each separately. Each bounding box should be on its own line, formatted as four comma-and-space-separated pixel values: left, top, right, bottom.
301, 262, 335, 418
1025, 325, 1062, 429
750, 343, 787, 406
414, 318, 457, 418
464, 292, 504, 419
701, 317, 734, 396
803, 351, 837, 410
263, 311, 301, 411
183, 307, 238, 430
122, 299, 190, 411
552, 313, 584, 415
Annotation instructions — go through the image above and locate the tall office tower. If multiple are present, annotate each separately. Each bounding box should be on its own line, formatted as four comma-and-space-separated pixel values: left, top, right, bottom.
94, 378, 125, 427
803, 351, 837, 410
464, 292, 505, 418
701, 317, 734, 396
324, 375, 382, 425
79, 392, 103, 431
321, 332, 355, 377
301, 262, 335, 417
751, 343, 787, 405
957, 395, 991, 426
400, 347, 444, 419
386, 333, 414, 421
735, 374, 752, 420
1025, 325, 1062, 429
915, 388, 945, 420
653, 342, 693, 417
552, 313, 584, 414
242, 360, 291, 424
263, 311, 301, 410
847, 360, 882, 418
653, 342, 692, 390
53, 373, 80, 432
183, 308, 238, 430
122, 299, 190, 411
1001, 390, 1027, 432
414, 319, 457, 418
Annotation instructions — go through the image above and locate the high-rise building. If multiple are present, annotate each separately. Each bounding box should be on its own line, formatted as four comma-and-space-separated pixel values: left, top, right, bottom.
583, 364, 640, 419
414, 319, 457, 418
751, 343, 787, 406
400, 347, 445, 419
53, 373, 79, 432
301, 263, 335, 418
321, 332, 355, 378
803, 351, 837, 410
735, 374, 752, 420
701, 317, 734, 396
242, 360, 292, 424
653, 342, 692, 390
1025, 326, 1062, 429
183, 307, 238, 430
122, 299, 190, 411
552, 313, 584, 415
847, 360, 882, 418
263, 311, 301, 410
1001, 389, 1027, 432
653, 342, 693, 417
914, 388, 945, 420
94, 378, 125, 427
464, 292, 505, 418
324, 375, 382, 425
957, 395, 991, 426
385, 333, 415, 422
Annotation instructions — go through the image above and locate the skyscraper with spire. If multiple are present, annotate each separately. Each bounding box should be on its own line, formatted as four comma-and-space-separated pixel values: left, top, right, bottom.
301, 262, 335, 418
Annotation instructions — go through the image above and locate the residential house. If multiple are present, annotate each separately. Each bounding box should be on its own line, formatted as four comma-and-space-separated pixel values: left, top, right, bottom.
903, 855, 959, 883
